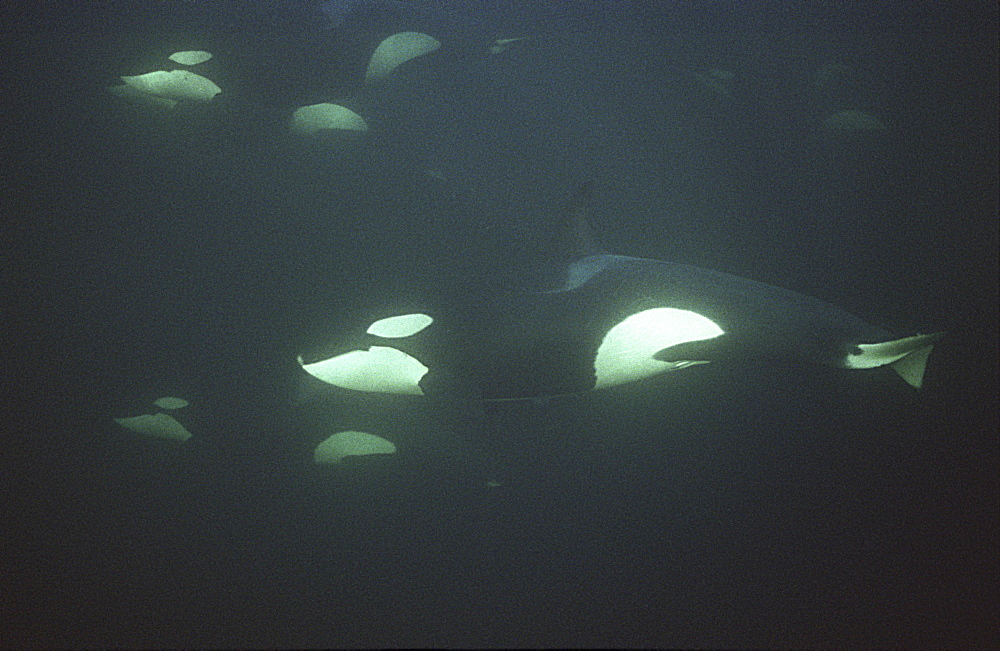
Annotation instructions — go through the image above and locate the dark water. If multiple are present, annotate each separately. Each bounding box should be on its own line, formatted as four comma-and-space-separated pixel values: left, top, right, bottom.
4, 1, 997, 647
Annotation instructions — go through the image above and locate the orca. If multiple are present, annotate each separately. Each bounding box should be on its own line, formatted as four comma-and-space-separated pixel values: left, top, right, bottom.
299, 183, 942, 401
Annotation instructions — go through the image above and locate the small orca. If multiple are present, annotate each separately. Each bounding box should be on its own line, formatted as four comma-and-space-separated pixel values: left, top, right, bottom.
299, 183, 942, 401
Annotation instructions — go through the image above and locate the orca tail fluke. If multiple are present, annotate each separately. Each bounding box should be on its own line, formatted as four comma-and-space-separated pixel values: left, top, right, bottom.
890, 341, 937, 388
845, 332, 944, 388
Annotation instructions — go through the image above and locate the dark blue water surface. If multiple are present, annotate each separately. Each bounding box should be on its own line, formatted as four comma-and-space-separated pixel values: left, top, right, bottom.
3, 1, 996, 647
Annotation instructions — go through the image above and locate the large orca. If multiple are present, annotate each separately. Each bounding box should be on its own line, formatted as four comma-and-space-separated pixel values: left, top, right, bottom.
299, 183, 942, 401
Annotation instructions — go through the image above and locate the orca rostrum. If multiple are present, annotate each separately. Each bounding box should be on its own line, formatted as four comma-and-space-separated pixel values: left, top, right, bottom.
299, 183, 942, 401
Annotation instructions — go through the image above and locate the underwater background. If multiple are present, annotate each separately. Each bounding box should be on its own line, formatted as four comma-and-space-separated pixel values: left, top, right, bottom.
3, 1, 997, 647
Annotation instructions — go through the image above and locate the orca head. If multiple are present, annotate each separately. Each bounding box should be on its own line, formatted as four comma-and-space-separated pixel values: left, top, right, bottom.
298, 312, 437, 395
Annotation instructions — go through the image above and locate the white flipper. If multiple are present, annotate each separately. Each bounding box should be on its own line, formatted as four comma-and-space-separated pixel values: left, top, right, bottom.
314, 431, 396, 464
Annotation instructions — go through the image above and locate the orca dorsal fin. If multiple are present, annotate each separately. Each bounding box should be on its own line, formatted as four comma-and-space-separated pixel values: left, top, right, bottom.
549, 182, 603, 262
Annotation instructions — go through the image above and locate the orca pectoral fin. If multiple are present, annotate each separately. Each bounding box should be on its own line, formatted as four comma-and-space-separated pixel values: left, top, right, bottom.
652, 333, 735, 364
846, 332, 944, 389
